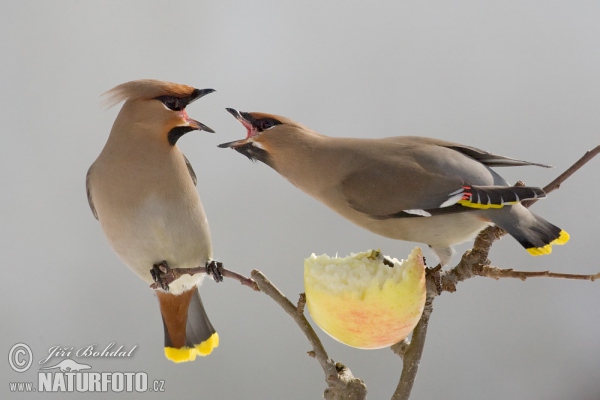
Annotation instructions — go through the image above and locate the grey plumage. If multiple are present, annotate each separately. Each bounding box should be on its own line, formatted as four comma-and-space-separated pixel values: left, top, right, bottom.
220, 110, 569, 265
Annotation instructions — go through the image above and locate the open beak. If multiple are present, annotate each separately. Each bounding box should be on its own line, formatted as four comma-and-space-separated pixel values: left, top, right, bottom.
217, 108, 255, 148
185, 88, 216, 132
185, 116, 215, 133
187, 88, 215, 105
217, 138, 246, 148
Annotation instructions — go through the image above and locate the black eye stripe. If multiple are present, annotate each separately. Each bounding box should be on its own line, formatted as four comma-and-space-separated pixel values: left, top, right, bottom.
155, 95, 184, 111
256, 118, 282, 132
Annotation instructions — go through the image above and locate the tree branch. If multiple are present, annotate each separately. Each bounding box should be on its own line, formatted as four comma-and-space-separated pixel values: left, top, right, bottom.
251, 270, 367, 400
472, 266, 600, 281
149, 263, 259, 291
523, 144, 600, 207
391, 267, 439, 400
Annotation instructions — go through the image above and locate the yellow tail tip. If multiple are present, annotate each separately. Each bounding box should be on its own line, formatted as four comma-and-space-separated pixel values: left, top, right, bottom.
527, 245, 552, 256
164, 333, 220, 363
164, 347, 198, 363
551, 230, 570, 245
527, 230, 570, 256
196, 332, 219, 356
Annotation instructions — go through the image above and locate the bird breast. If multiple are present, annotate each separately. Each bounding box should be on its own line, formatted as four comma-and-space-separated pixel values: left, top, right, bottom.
91, 151, 212, 288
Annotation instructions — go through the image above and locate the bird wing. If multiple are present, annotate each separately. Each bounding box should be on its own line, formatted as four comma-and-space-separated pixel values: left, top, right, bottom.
442, 144, 551, 168
339, 139, 546, 220
86, 167, 99, 220
339, 157, 466, 218
385, 136, 551, 168
183, 154, 197, 186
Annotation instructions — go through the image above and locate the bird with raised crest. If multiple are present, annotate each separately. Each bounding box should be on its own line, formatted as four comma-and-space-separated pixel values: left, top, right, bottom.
87, 79, 220, 363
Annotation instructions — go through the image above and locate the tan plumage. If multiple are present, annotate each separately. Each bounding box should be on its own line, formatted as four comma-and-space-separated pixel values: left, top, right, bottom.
220, 109, 569, 265
102, 79, 199, 108
87, 79, 218, 362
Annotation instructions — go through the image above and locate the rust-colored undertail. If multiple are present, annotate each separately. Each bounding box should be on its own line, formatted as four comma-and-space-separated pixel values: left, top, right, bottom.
156, 288, 219, 363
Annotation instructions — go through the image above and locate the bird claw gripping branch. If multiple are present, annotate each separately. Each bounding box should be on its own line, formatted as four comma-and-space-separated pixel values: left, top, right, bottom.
151, 260, 175, 291
206, 260, 224, 283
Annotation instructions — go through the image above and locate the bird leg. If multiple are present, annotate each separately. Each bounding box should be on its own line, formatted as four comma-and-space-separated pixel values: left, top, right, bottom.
206, 260, 224, 283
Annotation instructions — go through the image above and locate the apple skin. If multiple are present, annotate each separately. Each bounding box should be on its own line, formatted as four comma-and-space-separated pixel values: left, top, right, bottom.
304, 248, 426, 349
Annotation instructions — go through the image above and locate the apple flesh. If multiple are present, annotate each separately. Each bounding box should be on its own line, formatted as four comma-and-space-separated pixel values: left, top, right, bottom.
304, 248, 426, 349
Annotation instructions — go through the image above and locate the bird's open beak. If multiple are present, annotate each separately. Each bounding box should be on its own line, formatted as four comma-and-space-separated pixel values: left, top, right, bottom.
188, 88, 215, 105
217, 108, 254, 148
185, 117, 215, 133
185, 88, 216, 132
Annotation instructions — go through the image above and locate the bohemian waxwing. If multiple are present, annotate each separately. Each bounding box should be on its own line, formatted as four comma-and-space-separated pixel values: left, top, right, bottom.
87, 79, 219, 363
219, 109, 569, 266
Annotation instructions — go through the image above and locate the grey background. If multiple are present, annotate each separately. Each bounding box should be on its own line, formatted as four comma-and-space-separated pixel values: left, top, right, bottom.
2, 1, 599, 399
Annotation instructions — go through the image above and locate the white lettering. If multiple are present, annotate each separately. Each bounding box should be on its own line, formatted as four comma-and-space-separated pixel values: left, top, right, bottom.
112, 372, 124, 392
52, 373, 66, 392
101, 342, 115, 357
76, 345, 94, 357
127, 345, 137, 356
135, 372, 147, 392
76, 372, 88, 392
37, 371, 149, 392
89, 372, 101, 391
101, 372, 111, 392
39, 346, 73, 365
64, 372, 75, 391
38, 372, 52, 392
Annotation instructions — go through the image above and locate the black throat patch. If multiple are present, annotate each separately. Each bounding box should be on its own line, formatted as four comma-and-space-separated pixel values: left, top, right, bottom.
234, 142, 271, 166
167, 126, 196, 146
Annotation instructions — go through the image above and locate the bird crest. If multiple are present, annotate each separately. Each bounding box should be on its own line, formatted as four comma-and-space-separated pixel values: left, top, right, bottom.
102, 79, 197, 108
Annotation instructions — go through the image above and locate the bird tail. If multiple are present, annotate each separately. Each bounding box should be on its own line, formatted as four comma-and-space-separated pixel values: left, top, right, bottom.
156, 288, 219, 363
487, 204, 569, 256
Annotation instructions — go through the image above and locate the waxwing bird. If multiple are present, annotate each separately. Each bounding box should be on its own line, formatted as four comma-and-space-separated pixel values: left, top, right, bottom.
219, 109, 569, 266
87, 79, 219, 362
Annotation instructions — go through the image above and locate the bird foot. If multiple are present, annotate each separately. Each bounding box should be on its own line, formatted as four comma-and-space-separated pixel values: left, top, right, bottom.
151, 260, 175, 291
206, 260, 224, 283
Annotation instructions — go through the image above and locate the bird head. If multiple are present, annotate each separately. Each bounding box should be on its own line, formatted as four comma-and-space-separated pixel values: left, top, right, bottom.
103, 79, 215, 146
219, 108, 311, 164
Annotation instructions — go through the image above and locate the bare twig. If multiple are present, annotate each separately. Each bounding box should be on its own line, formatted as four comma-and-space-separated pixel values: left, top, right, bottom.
149, 264, 259, 291
221, 268, 260, 290
470, 266, 600, 281
251, 270, 367, 400
297, 293, 307, 314
523, 144, 600, 207
251, 271, 331, 371
391, 268, 439, 400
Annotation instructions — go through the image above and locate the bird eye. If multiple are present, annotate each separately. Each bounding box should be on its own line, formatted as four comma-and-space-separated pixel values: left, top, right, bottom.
257, 118, 280, 131
165, 97, 180, 110
155, 96, 183, 111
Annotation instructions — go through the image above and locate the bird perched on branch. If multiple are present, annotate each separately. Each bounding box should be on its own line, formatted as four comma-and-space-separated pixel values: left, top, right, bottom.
219, 109, 569, 266
87, 79, 219, 362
